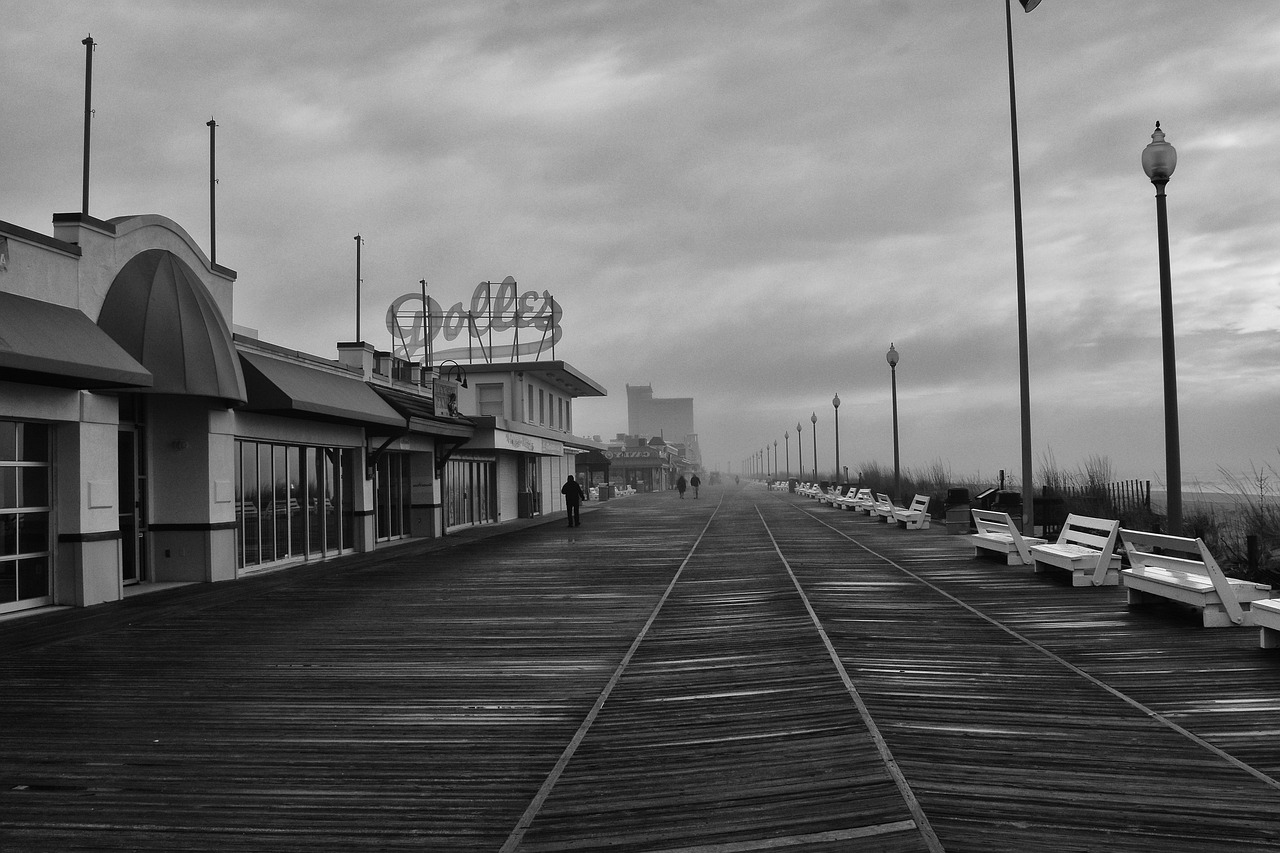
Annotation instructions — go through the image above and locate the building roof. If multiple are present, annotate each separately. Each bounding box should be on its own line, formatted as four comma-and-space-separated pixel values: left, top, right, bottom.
97, 249, 246, 405
461, 360, 607, 398
238, 351, 406, 431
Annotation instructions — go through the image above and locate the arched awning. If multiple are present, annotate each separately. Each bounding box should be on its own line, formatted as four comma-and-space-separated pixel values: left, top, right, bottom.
98, 249, 246, 405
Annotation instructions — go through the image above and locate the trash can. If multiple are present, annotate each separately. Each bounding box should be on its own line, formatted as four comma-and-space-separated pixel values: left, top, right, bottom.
597, 483, 612, 501
788, 478, 798, 493
992, 490, 1023, 529
944, 487, 970, 535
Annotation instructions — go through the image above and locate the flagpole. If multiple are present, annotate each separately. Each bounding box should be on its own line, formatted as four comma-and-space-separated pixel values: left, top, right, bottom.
1005, 0, 1035, 534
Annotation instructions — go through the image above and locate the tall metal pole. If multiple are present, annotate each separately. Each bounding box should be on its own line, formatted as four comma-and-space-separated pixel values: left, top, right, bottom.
796, 422, 804, 483
207, 118, 217, 264
82, 35, 95, 215
833, 394, 841, 484
890, 361, 901, 497
354, 235, 363, 342
1154, 182, 1181, 534
1005, 0, 1035, 533
810, 413, 818, 482
1144, 122, 1181, 535
784, 432, 790, 480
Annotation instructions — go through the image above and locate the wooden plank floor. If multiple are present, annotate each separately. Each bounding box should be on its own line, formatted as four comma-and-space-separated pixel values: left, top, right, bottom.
2, 484, 1280, 851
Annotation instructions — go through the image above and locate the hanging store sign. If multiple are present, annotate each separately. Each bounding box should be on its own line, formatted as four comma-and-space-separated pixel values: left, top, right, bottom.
386, 276, 563, 363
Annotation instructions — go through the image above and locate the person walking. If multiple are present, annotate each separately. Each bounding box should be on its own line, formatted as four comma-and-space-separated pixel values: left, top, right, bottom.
675, 474, 687, 499
561, 474, 585, 527
690, 473, 701, 499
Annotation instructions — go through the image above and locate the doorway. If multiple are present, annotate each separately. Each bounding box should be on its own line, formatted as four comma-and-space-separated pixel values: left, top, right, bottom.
117, 425, 146, 585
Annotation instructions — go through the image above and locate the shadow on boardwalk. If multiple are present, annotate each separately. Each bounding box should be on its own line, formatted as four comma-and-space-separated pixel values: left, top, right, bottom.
3, 484, 1280, 852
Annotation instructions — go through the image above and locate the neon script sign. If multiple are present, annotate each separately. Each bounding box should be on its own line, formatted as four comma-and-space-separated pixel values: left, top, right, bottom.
386, 276, 563, 362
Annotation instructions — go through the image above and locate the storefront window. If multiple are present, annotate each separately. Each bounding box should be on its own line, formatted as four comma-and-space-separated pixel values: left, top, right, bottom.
235, 440, 355, 571
0, 420, 52, 613
444, 454, 496, 530
375, 452, 412, 542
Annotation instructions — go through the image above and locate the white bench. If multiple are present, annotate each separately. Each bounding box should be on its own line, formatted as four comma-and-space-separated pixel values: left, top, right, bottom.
872, 493, 896, 522
1029, 514, 1121, 587
970, 509, 1046, 565
839, 487, 872, 512
1120, 529, 1271, 628
1252, 599, 1280, 647
893, 494, 931, 530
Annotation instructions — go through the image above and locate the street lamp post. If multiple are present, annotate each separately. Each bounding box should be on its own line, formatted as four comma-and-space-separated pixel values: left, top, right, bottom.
1143, 122, 1181, 535
887, 344, 901, 498
832, 394, 841, 484
796, 422, 804, 483
773, 440, 778, 481
1004, 0, 1039, 534
810, 412, 818, 482
784, 431, 790, 480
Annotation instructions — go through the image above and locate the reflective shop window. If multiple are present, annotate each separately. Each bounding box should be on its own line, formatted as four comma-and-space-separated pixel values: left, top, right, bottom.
0, 421, 52, 612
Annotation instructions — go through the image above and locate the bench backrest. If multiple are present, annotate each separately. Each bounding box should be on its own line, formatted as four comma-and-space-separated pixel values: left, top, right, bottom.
972, 508, 1033, 563
874, 493, 894, 512
972, 508, 1018, 535
1055, 513, 1119, 550
1118, 528, 1263, 625
1055, 514, 1120, 585
907, 494, 929, 513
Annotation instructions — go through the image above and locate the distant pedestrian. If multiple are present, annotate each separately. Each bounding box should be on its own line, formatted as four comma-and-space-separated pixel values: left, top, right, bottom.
561, 475, 585, 527
676, 475, 687, 499
690, 474, 701, 499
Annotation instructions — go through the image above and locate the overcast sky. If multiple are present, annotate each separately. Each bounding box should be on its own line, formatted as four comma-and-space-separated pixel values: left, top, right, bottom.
5, 1, 1278, 489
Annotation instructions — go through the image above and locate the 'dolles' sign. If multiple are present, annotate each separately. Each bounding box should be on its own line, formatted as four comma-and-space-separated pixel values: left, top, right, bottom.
386, 276, 563, 362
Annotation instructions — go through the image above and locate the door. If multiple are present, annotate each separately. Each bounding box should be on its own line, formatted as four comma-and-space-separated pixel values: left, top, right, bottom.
117, 428, 146, 585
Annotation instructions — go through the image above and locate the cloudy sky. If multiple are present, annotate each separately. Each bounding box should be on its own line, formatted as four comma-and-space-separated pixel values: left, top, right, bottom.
5, 1, 1278, 489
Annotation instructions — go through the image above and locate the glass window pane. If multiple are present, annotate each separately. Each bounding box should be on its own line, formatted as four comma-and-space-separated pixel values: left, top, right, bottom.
0, 561, 15, 603
325, 449, 339, 553
0, 470, 15, 510
17, 513, 49, 555
287, 446, 303, 558
258, 443, 274, 563
376, 455, 391, 540
307, 447, 324, 555
340, 450, 355, 549
21, 468, 49, 508
400, 454, 412, 535
17, 556, 49, 599
274, 445, 289, 560
0, 516, 15, 556
0, 422, 15, 462
19, 423, 49, 462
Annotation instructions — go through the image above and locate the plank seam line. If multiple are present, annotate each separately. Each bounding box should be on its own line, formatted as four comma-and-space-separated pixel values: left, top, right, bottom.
755, 505, 947, 853
498, 493, 727, 852
643, 817, 921, 852
779, 497, 1280, 794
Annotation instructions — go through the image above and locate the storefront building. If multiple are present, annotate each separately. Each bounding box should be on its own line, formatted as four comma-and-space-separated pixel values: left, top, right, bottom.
0, 209, 604, 617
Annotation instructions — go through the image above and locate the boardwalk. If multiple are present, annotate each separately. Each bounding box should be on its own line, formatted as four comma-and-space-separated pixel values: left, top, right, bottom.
3, 484, 1280, 852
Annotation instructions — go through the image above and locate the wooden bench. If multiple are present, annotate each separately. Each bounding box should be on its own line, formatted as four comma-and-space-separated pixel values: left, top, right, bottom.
893, 494, 931, 530
836, 487, 870, 511
872, 493, 896, 522
1029, 514, 1121, 587
1252, 599, 1280, 647
1120, 529, 1271, 628
970, 509, 1046, 565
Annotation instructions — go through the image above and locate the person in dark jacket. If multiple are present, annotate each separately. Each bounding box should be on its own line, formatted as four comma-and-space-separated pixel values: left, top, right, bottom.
561, 475, 586, 527
690, 474, 701, 499
675, 475, 687, 499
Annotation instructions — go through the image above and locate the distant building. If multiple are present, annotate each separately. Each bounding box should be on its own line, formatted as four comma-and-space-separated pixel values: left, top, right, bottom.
626, 384, 700, 470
